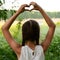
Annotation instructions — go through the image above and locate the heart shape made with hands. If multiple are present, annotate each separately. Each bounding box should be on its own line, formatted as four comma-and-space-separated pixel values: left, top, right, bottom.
25, 5, 34, 11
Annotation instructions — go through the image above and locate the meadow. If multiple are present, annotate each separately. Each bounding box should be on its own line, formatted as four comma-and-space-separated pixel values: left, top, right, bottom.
0, 19, 60, 60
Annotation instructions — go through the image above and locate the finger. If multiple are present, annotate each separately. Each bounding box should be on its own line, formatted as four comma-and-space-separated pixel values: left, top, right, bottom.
24, 4, 29, 7
30, 3, 33, 6
30, 2, 35, 5
30, 2, 33, 6
21, 4, 29, 8
29, 3, 32, 6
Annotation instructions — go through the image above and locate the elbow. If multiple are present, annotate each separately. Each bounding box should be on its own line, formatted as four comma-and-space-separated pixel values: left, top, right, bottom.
1, 25, 7, 31
50, 24, 56, 30
52, 24, 56, 29
50, 23, 56, 29
1, 24, 9, 32
1, 26, 7, 34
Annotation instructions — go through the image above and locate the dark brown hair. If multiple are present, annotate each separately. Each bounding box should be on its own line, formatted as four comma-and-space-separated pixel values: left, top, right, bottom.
22, 20, 40, 46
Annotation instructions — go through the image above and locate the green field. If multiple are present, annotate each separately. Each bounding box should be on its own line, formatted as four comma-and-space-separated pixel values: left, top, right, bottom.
0, 21, 60, 60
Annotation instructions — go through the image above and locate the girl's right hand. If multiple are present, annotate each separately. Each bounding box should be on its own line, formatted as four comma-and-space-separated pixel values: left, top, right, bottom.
18, 4, 29, 13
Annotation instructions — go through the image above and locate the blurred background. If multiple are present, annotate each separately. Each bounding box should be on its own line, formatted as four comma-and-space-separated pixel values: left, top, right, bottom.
0, 0, 60, 60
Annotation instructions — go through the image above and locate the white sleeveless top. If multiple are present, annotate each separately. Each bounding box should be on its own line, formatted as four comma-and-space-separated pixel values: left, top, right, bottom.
19, 45, 45, 60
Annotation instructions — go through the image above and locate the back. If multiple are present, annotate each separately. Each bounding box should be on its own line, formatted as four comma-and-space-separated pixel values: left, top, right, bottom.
19, 45, 45, 60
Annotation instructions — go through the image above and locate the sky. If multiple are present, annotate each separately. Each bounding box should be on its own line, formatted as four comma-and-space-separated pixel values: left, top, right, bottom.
0, 0, 60, 12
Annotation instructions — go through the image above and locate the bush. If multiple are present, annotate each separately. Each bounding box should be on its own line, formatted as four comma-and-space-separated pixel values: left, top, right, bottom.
0, 24, 60, 60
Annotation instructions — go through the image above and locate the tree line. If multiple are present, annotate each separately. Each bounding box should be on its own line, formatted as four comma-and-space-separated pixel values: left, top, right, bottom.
0, 10, 60, 21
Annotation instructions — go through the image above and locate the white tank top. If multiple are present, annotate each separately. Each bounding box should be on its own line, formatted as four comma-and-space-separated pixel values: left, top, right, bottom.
19, 45, 45, 60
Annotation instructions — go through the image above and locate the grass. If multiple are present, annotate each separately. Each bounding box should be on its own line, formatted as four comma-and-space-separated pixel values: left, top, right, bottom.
45, 24, 60, 60
0, 21, 60, 60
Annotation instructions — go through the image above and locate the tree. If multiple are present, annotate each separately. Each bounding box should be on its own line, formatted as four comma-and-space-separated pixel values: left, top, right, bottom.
0, 0, 5, 6
0, 0, 2, 6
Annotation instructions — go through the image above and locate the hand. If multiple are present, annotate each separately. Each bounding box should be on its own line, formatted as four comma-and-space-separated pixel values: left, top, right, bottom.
18, 2, 40, 13
30, 2, 40, 11
18, 4, 29, 13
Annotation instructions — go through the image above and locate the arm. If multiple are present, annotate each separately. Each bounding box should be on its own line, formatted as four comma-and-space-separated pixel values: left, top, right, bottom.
1, 4, 29, 56
39, 7, 56, 52
30, 2, 56, 52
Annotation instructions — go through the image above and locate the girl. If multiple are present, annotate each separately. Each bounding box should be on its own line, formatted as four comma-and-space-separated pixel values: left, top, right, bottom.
2, 2, 56, 60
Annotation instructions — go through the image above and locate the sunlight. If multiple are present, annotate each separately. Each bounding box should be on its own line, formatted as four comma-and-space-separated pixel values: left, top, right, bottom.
0, 0, 60, 12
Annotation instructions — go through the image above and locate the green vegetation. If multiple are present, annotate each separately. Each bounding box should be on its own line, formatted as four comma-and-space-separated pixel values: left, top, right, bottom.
0, 10, 60, 21
0, 0, 5, 6
0, 22, 60, 60
45, 24, 60, 60
0, 2, 60, 60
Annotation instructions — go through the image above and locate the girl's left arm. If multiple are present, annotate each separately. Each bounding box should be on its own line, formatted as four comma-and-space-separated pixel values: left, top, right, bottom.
30, 2, 56, 53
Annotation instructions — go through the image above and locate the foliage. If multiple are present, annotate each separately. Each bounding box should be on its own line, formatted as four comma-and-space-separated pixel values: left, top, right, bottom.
0, 10, 60, 21
0, 0, 2, 6
0, 0, 5, 6
0, 10, 16, 21
45, 25, 60, 60
0, 22, 60, 60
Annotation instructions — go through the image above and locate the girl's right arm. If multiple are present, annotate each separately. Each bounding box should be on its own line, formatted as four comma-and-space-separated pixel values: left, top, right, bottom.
1, 4, 29, 57
30, 2, 56, 52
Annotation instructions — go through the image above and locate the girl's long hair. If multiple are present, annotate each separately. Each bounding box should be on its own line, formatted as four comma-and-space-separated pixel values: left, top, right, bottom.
22, 20, 40, 46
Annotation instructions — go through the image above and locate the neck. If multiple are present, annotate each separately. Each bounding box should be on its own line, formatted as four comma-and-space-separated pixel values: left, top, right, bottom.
25, 41, 36, 50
